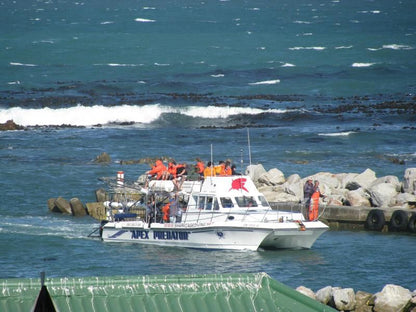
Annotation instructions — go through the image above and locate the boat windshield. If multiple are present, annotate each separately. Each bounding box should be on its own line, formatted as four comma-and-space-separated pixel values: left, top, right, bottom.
220, 197, 234, 208
258, 195, 269, 207
235, 196, 258, 208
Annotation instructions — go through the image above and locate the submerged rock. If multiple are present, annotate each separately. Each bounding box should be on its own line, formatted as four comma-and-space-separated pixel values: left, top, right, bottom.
94, 152, 111, 163
0, 120, 24, 131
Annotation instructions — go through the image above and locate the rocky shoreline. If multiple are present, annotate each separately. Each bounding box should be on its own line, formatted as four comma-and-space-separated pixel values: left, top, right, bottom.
296, 283, 415, 312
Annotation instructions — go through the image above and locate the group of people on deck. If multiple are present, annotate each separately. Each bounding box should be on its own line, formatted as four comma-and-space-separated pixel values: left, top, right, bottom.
145, 159, 187, 190
145, 158, 239, 191
201, 160, 238, 178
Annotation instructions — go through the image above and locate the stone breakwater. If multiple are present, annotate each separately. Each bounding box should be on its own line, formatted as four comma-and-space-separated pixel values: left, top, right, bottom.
246, 164, 416, 210
246, 164, 416, 232
295, 283, 416, 312
47, 162, 416, 232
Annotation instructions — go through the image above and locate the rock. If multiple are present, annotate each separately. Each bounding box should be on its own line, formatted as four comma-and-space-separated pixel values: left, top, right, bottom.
70, 197, 87, 217
54, 197, 72, 214
337, 172, 359, 189
94, 152, 111, 163
258, 168, 285, 186
395, 193, 416, 207
345, 189, 371, 207
47, 198, 61, 213
245, 164, 267, 183
326, 197, 343, 206
283, 174, 303, 200
333, 288, 356, 311
346, 181, 362, 191
368, 183, 398, 207
137, 174, 148, 184
374, 284, 412, 312
95, 188, 109, 202
353, 168, 377, 190
261, 188, 298, 203
354, 290, 373, 312
403, 168, 416, 194
316, 286, 333, 305
311, 172, 341, 190
371, 175, 401, 192
86, 202, 106, 221
296, 286, 316, 300
0, 120, 24, 131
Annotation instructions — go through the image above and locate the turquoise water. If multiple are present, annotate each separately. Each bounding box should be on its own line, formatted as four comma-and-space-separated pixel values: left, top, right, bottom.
0, 0, 415, 294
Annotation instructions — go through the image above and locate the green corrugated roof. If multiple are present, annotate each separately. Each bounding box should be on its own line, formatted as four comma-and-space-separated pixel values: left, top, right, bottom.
0, 272, 336, 312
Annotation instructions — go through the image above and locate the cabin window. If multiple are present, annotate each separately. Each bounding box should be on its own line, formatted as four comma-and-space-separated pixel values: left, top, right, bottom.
220, 197, 234, 208
235, 196, 258, 208
206, 197, 213, 210
258, 195, 269, 207
198, 196, 206, 210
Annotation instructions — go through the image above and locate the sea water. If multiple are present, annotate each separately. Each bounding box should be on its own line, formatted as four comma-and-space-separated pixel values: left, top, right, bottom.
0, 0, 415, 293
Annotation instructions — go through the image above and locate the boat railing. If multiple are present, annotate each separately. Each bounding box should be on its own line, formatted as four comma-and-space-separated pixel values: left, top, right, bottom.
266, 201, 306, 221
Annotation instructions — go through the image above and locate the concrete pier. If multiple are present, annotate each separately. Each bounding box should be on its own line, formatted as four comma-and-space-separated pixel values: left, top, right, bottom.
270, 202, 415, 233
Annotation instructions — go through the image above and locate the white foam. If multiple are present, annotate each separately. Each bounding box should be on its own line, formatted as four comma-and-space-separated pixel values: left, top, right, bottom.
289, 46, 326, 51
107, 63, 140, 67
134, 18, 156, 23
318, 131, 355, 136
0, 104, 295, 127
382, 44, 413, 50
248, 79, 280, 85
181, 106, 289, 119
100, 21, 114, 25
10, 62, 37, 67
281, 63, 295, 67
335, 45, 353, 49
352, 62, 375, 67
368, 44, 413, 51
0, 104, 170, 127
210, 74, 224, 78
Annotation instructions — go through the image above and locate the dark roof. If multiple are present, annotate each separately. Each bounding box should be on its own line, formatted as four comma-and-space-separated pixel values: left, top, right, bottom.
0, 272, 336, 312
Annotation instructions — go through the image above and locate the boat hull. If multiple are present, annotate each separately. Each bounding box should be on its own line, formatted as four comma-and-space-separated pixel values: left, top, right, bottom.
101, 220, 327, 251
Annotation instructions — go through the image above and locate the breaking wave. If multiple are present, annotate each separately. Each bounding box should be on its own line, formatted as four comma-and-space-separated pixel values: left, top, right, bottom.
0, 104, 295, 127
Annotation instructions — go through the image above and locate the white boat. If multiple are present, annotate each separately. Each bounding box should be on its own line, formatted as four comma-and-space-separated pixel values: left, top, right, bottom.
100, 175, 328, 251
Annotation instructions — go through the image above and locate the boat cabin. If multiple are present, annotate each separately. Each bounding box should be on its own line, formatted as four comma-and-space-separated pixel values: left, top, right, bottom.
186, 176, 271, 212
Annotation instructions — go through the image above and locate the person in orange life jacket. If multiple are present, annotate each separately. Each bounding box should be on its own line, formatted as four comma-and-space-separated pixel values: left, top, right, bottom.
162, 201, 170, 222
215, 160, 226, 175
204, 161, 216, 177
162, 161, 177, 180
309, 180, 326, 221
194, 158, 205, 179
146, 159, 167, 180
224, 161, 232, 176
173, 163, 187, 190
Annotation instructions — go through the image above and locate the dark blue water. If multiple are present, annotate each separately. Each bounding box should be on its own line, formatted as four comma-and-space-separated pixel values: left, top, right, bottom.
0, 0, 415, 294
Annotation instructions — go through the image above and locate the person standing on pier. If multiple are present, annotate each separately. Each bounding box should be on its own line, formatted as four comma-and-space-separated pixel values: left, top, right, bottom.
309, 180, 325, 221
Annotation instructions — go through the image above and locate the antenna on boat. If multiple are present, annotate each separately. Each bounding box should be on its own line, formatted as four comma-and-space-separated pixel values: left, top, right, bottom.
240, 148, 243, 167
210, 143, 214, 179
247, 128, 252, 166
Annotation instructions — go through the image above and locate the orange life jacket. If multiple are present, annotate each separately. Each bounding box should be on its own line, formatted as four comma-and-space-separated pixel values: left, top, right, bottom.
162, 203, 170, 222
215, 164, 225, 176
167, 162, 177, 178
148, 160, 167, 180
196, 161, 205, 174
204, 166, 216, 177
